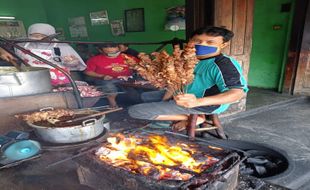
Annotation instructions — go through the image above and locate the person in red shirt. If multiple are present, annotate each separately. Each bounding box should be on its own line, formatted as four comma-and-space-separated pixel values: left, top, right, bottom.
85, 43, 134, 108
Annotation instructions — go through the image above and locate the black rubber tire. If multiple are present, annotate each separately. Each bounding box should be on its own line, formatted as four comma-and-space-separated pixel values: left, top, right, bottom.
210, 139, 294, 180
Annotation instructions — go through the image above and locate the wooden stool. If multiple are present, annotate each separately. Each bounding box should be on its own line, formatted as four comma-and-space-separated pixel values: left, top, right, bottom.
186, 114, 227, 141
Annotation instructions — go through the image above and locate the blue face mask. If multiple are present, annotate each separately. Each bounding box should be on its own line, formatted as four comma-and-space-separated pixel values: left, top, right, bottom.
195, 44, 218, 56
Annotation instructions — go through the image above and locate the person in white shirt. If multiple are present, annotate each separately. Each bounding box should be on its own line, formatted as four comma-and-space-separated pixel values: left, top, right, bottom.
15, 23, 86, 85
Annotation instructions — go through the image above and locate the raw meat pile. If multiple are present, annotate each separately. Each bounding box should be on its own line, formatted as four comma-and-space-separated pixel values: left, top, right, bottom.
53, 85, 104, 97
123, 42, 199, 93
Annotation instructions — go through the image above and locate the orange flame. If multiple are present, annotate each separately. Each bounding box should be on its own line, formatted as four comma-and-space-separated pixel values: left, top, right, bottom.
96, 134, 219, 181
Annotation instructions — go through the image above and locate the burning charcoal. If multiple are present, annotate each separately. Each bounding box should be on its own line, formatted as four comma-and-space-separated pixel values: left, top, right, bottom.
113, 160, 132, 167
115, 133, 126, 139
162, 171, 181, 181
95, 147, 111, 156
153, 168, 192, 181
152, 170, 164, 180
208, 145, 223, 151
137, 164, 158, 176
95, 132, 228, 181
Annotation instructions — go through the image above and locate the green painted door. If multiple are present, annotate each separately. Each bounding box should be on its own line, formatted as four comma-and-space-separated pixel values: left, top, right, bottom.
248, 0, 293, 89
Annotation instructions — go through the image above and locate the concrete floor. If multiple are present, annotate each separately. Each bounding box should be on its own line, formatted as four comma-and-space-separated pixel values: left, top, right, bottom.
246, 87, 297, 110
223, 96, 310, 190
0, 89, 308, 190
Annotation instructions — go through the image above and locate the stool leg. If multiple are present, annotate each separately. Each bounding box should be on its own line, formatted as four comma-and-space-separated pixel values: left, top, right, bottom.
197, 115, 211, 137
211, 115, 227, 139
187, 114, 198, 141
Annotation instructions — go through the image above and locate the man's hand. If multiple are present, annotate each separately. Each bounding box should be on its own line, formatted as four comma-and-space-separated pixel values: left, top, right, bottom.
174, 89, 245, 109
174, 94, 201, 108
103, 75, 113, 80
0, 48, 17, 63
162, 88, 174, 101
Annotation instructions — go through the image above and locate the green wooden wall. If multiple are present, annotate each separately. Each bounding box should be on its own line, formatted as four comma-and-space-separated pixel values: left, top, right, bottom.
248, 0, 294, 89
42, 0, 185, 53
0, 0, 185, 53
0, 0, 47, 28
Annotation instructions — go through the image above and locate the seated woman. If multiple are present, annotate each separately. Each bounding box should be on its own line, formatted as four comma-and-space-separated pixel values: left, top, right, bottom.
15, 23, 86, 86
84, 43, 136, 108
128, 26, 249, 131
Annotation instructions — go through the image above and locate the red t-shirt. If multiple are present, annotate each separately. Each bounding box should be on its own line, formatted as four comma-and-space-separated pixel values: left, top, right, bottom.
86, 54, 134, 78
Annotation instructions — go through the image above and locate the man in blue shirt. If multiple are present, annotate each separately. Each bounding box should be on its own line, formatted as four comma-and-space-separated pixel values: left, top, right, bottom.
129, 26, 248, 131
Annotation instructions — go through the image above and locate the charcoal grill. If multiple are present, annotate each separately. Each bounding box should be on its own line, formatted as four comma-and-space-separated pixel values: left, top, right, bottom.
76, 132, 243, 190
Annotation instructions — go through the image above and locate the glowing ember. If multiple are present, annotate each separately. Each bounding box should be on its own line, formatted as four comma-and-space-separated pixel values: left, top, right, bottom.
95, 133, 220, 181
208, 145, 223, 151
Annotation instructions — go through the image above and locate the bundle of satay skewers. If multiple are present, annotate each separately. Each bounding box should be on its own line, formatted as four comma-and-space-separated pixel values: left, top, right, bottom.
123, 41, 199, 94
